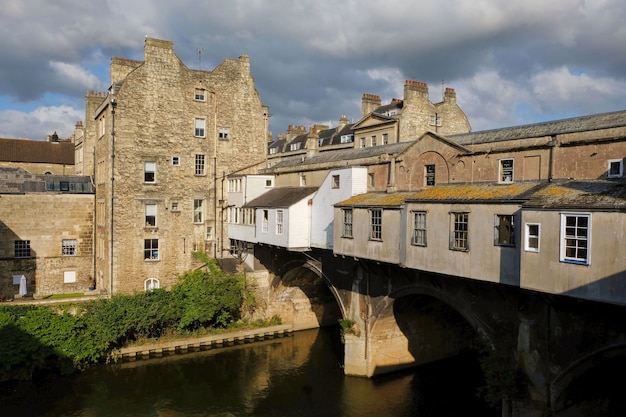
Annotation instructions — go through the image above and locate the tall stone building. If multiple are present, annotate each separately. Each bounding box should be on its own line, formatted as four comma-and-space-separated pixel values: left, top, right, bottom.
81, 38, 269, 294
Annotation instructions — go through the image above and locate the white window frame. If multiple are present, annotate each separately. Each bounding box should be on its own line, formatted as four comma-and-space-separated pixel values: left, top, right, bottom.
145, 204, 157, 227
62, 239, 77, 256
560, 213, 591, 265
262, 210, 269, 233
524, 223, 541, 252
343, 208, 353, 238
171, 201, 180, 212
219, 127, 229, 140
276, 210, 284, 235
499, 159, 514, 183
608, 159, 624, 178
144, 161, 156, 183
412, 211, 427, 246
145, 277, 160, 291
450, 212, 469, 251
370, 209, 382, 241
332, 175, 340, 189
195, 118, 206, 137
194, 88, 205, 102
193, 199, 204, 223
171, 156, 180, 166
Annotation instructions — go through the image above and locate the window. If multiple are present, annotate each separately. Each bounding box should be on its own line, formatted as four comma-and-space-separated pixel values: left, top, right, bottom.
195, 154, 206, 175
262, 210, 269, 233
500, 159, 514, 183
370, 209, 382, 240
144, 239, 159, 260
451, 213, 469, 251
144, 162, 156, 183
318, 138, 324, 147
332, 175, 340, 189
343, 209, 353, 238
340, 134, 354, 143
360, 137, 366, 148
495, 215, 515, 246
194, 88, 205, 101
171, 201, 180, 212
206, 226, 213, 240
368, 173, 375, 187
608, 159, 624, 178
219, 127, 229, 140
265, 179, 273, 187
525, 223, 540, 252
276, 210, 284, 234
300, 175, 306, 186
425, 165, 435, 186
62, 239, 77, 256
560, 213, 590, 264
145, 204, 157, 227
430, 114, 442, 126
269, 147, 278, 154
171, 156, 180, 166
371, 136, 377, 146
382, 133, 388, 145
289, 142, 301, 151
60, 181, 69, 191
63, 271, 76, 283
195, 118, 206, 137
145, 278, 160, 291
412, 211, 427, 246
194, 199, 204, 223
14, 240, 31, 258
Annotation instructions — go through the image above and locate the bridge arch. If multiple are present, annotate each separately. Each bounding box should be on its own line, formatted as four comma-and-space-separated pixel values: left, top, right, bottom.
270, 259, 345, 331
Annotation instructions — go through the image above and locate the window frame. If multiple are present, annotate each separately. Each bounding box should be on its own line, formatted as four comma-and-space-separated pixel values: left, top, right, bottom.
171, 156, 180, 166
194, 88, 205, 102
262, 209, 269, 233
412, 211, 427, 246
195, 154, 206, 176
195, 118, 206, 138
62, 239, 77, 256
145, 204, 157, 227
276, 210, 284, 235
524, 222, 540, 252
342, 208, 353, 238
144, 239, 159, 261
218, 127, 229, 140
332, 175, 340, 189
499, 158, 514, 183
144, 161, 156, 183
425, 164, 435, 186
608, 159, 624, 178
14, 240, 31, 258
370, 209, 382, 241
560, 212, 591, 265
494, 214, 515, 247
450, 212, 469, 251
193, 199, 204, 224
145, 277, 160, 291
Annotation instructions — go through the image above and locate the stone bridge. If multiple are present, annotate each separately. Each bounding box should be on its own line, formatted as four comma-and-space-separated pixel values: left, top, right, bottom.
248, 245, 626, 416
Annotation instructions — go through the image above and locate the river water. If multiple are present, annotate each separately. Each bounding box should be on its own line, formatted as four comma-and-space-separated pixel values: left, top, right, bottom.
0, 327, 499, 417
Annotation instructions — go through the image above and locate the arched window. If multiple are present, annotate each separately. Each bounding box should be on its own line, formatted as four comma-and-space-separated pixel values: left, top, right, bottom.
144, 277, 160, 291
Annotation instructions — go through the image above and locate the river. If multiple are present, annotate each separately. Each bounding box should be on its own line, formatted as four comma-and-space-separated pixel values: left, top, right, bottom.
0, 327, 499, 417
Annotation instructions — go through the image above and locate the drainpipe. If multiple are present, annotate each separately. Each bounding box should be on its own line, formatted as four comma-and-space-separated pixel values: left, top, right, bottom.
548, 135, 556, 182
110, 99, 117, 296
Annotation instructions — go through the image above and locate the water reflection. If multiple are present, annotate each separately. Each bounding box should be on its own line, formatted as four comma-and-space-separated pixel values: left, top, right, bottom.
0, 327, 497, 417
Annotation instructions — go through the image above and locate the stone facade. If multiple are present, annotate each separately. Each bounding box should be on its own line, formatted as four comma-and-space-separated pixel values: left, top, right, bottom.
80, 38, 270, 294
0, 168, 94, 299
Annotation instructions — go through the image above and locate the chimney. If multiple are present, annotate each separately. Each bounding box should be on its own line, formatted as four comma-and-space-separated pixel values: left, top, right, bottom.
403, 80, 429, 102
444, 87, 456, 104
338, 114, 349, 128
362, 93, 381, 118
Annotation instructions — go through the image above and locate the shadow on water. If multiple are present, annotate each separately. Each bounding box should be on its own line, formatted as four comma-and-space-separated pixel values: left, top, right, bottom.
1, 326, 497, 417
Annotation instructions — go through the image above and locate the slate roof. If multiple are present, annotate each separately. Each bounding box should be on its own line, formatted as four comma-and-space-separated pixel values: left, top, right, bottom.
407, 182, 544, 203
267, 141, 415, 170
523, 179, 626, 210
243, 186, 318, 208
0, 138, 74, 164
449, 109, 626, 145
0, 167, 93, 194
335, 192, 416, 208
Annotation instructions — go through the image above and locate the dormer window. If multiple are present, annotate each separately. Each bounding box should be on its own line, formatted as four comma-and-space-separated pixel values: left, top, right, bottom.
290, 142, 301, 151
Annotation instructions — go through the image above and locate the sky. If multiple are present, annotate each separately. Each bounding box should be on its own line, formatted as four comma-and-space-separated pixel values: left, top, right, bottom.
1, 0, 626, 141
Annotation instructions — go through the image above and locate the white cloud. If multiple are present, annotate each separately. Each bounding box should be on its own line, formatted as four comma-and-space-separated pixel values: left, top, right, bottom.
0, 105, 83, 140
49, 61, 106, 91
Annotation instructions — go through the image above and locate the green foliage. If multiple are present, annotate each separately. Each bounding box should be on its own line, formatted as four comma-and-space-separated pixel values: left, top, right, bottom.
0, 261, 255, 382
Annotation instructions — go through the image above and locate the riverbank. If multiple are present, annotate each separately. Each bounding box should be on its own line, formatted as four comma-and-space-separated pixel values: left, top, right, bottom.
117, 324, 294, 362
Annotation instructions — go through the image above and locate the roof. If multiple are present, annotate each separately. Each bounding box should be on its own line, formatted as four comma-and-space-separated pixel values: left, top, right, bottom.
0, 167, 94, 194
523, 179, 626, 210
0, 138, 74, 165
266, 141, 415, 170
336, 192, 416, 208
243, 186, 318, 208
407, 182, 543, 203
449, 109, 626, 145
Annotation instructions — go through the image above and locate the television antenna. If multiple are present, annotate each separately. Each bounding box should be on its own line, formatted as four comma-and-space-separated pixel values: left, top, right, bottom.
197, 48, 204, 69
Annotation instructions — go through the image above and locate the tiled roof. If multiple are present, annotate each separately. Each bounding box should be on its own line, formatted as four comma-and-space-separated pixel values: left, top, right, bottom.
267, 141, 414, 170
0, 138, 74, 164
449, 109, 626, 145
243, 186, 318, 208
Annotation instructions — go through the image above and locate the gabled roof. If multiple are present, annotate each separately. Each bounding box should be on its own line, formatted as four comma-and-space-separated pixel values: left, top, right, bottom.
0, 138, 74, 165
449, 109, 626, 145
243, 186, 318, 208
351, 112, 397, 130
416, 131, 472, 154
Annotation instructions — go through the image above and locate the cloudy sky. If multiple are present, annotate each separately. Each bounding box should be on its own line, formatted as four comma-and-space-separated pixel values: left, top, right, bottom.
1, 0, 626, 141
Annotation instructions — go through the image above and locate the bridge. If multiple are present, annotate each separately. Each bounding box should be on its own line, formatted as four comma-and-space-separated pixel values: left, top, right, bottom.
246, 244, 626, 416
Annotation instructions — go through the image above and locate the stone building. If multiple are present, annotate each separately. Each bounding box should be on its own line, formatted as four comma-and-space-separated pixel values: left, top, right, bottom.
0, 167, 94, 299
79, 38, 270, 294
